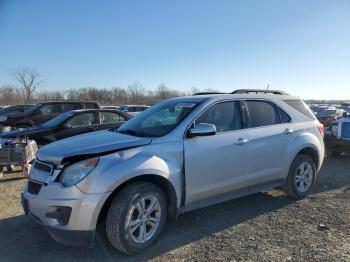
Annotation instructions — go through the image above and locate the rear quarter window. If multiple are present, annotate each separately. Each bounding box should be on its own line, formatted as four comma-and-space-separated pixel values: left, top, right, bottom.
283, 100, 316, 120
62, 103, 78, 112
83, 102, 99, 109
278, 108, 292, 123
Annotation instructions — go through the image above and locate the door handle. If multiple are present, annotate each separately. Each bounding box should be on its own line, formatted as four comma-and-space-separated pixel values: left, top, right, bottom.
234, 138, 250, 145
284, 128, 294, 134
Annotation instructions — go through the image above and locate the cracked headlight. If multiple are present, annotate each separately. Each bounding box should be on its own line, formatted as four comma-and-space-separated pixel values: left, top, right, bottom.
59, 158, 99, 187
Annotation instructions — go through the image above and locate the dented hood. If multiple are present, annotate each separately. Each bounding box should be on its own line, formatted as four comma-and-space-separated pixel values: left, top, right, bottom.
37, 130, 152, 165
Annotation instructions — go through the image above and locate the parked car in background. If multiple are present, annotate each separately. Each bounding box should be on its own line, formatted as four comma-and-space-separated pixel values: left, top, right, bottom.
1, 109, 130, 146
0, 101, 100, 128
340, 103, 350, 114
0, 104, 34, 115
102, 105, 121, 110
316, 108, 344, 127
308, 104, 329, 116
22, 89, 324, 254
325, 116, 350, 157
119, 104, 150, 116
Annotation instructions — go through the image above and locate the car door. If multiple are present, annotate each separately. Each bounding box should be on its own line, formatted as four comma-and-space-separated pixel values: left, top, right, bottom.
97, 111, 127, 130
184, 101, 252, 205
54, 112, 98, 140
243, 100, 294, 188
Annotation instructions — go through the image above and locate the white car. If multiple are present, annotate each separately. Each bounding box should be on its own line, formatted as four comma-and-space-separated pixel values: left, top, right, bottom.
119, 105, 150, 116
22, 89, 325, 254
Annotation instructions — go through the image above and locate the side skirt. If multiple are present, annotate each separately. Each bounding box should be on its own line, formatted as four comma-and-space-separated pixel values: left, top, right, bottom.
177, 179, 284, 215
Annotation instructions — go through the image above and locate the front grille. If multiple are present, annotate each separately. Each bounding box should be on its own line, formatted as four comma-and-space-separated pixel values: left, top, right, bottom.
28, 180, 42, 195
34, 160, 53, 174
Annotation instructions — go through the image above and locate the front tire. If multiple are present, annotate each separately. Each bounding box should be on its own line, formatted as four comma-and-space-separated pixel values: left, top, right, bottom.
283, 154, 316, 198
106, 182, 167, 255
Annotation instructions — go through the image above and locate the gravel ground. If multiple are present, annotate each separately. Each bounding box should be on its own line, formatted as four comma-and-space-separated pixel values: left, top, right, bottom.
0, 156, 349, 261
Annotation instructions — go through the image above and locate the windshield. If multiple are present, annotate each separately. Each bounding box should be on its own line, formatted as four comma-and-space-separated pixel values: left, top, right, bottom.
318, 109, 336, 117
117, 100, 199, 137
41, 112, 73, 128
25, 103, 42, 113
0, 105, 32, 115
0, 107, 20, 114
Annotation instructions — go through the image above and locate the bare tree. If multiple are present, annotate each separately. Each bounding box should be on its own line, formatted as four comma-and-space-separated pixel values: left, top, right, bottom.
0, 85, 23, 105
128, 82, 145, 104
12, 68, 42, 103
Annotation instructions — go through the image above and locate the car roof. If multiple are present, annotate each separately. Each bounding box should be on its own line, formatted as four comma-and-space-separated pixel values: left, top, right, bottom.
39, 101, 99, 104
168, 92, 300, 104
122, 105, 150, 107
69, 108, 122, 113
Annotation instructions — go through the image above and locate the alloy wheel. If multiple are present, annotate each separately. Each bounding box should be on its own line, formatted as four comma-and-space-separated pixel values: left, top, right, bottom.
295, 162, 314, 193
128, 196, 162, 244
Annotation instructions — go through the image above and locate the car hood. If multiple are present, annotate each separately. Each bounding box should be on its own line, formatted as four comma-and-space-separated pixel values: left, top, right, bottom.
4, 112, 31, 118
0, 126, 49, 138
37, 130, 152, 165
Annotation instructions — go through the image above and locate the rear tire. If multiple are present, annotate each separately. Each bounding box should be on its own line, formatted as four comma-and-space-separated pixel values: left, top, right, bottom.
283, 154, 316, 199
105, 182, 167, 255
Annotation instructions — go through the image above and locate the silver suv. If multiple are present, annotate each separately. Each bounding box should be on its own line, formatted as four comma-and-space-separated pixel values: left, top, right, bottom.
22, 89, 325, 254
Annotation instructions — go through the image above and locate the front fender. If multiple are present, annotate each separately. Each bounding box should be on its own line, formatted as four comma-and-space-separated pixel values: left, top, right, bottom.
77, 144, 183, 207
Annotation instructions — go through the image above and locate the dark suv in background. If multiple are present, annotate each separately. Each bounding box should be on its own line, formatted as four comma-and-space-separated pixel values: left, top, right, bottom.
1, 109, 130, 146
0, 105, 34, 115
0, 101, 100, 128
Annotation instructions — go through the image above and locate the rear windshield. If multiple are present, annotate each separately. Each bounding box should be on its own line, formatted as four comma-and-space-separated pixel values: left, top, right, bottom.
283, 100, 316, 120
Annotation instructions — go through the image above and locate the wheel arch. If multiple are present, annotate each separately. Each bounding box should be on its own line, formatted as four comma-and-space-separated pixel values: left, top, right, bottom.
97, 174, 178, 227
296, 147, 319, 168
287, 131, 324, 173
286, 145, 321, 179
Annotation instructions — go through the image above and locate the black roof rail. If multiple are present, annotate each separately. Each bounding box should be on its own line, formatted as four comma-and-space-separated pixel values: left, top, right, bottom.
231, 89, 288, 95
193, 92, 228, 96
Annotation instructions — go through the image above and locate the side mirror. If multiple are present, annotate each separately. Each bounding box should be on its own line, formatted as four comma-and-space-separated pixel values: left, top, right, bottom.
188, 123, 216, 137
343, 112, 349, 118
64, 123, 72, 129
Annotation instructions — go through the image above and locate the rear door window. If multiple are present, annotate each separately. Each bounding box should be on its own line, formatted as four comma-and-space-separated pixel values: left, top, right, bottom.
100, 111, 125, 123
283, 100, 316, 120
245, 101, 280, 128
66, 112, 96, 128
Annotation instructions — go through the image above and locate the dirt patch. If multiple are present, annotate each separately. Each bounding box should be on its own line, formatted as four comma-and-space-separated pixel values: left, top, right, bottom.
0, 156, 349, 261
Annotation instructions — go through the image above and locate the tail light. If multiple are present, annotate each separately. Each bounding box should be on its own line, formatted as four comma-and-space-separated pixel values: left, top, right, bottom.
317, 122, 324, 137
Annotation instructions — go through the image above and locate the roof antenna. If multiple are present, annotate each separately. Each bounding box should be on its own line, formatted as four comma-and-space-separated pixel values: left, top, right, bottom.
265, 83, 270, 94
